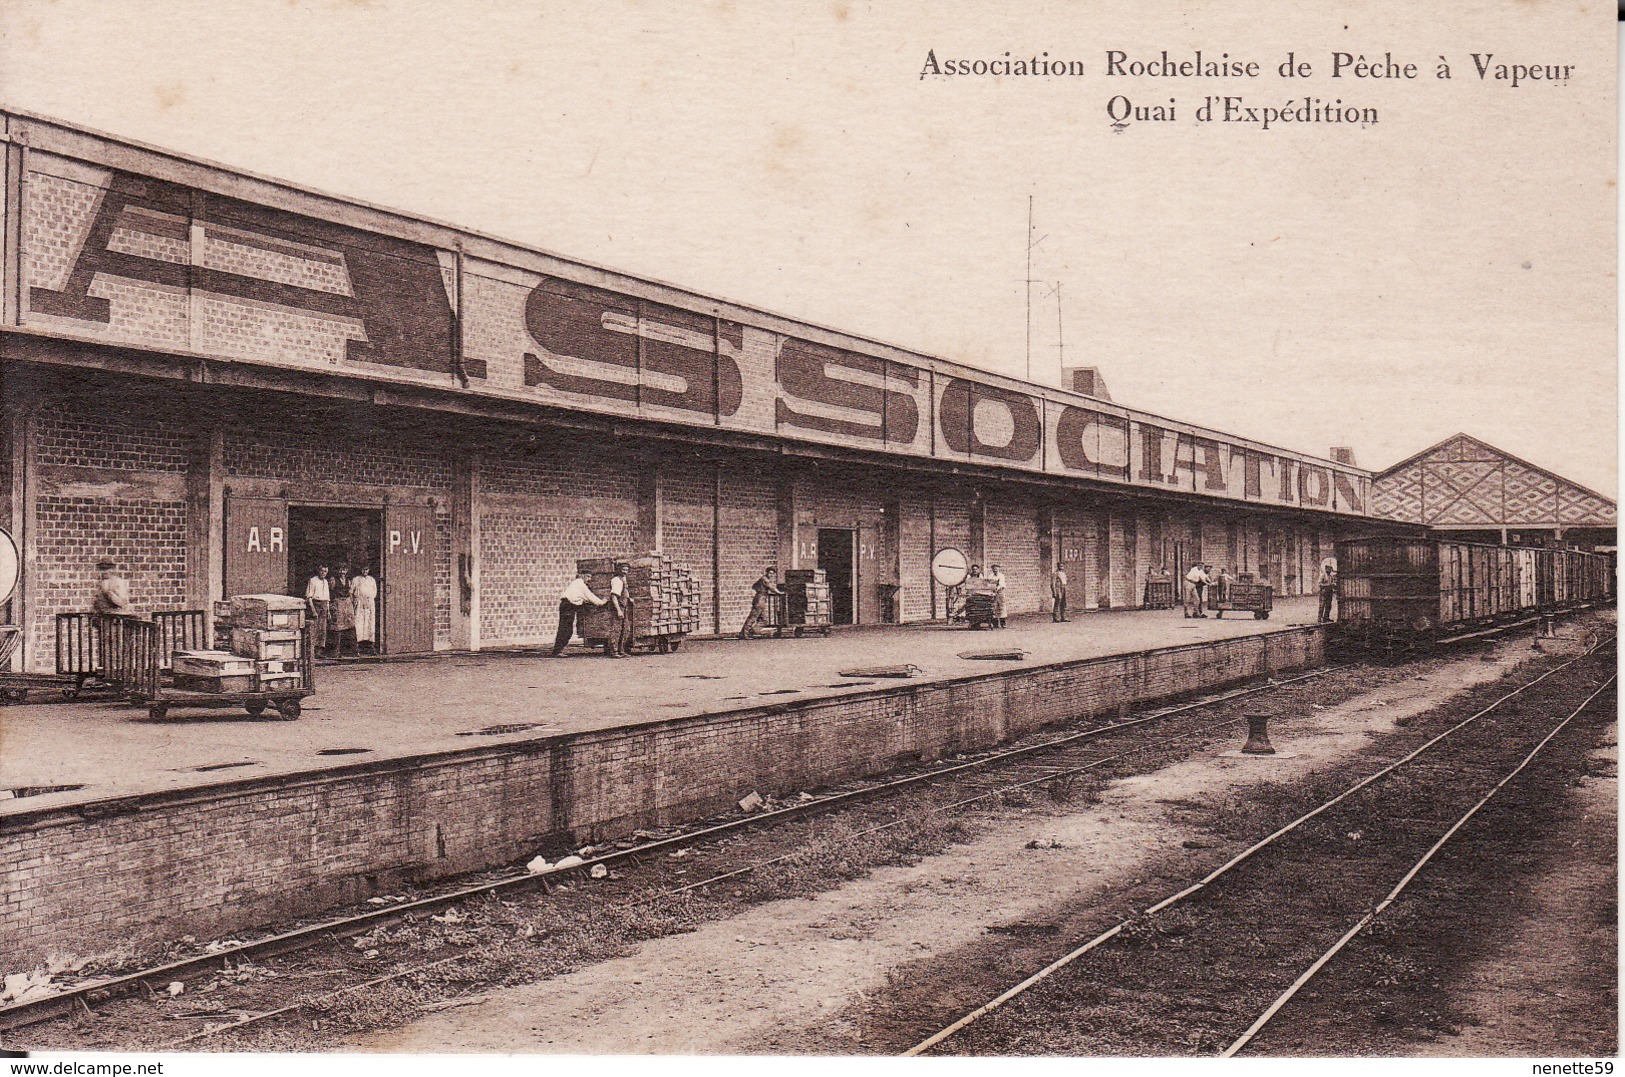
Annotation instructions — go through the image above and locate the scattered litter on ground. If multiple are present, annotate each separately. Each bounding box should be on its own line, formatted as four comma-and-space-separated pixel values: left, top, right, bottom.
553, 855, 585, 871
590, 864, 609, 879
738, 791, 764, 813
526, 856, 551, 875
1, 971, 55, 1005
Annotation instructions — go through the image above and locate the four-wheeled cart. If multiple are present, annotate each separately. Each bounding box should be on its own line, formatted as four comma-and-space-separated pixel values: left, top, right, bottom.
782, 569, 833, 637
959, 584, 1000, 629
579, 604, 689, 653
1142, 573, 1176, 610
1207, 578, 1274, 620
124, 616, 315, 721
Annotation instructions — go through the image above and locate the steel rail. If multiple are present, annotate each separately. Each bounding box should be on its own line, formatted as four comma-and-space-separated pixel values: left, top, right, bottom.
902, 634, 1614, 1056
1223, 672, 1617, 1056
0, 662, 1346, 1034
156, 665, 1354, 1046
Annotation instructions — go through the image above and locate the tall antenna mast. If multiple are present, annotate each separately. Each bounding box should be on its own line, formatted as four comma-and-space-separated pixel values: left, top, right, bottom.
1055, 281, 1065, 373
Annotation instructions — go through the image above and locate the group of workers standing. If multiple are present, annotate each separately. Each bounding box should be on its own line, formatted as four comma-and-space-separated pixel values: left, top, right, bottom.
1179, 560, 1337, 622
303, 564, 378, 657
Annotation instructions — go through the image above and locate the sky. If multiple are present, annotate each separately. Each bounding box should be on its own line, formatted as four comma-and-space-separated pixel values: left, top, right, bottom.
0, 0, 1615, 496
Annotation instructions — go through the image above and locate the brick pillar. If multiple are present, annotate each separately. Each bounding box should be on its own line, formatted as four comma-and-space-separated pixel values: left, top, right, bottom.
451, 449, 479, 651
5, 389, 35, 670
969, 492, 987, 569
184, 426, 222, 615
776, 469, 797, 571
1037, 501, 1056, 614
636, 462, 662, 553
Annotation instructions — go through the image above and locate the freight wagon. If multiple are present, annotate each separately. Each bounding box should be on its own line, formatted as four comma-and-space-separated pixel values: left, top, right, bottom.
1334, 537, 1614, 649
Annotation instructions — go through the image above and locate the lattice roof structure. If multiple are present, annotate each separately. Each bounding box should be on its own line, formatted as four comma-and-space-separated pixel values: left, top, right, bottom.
1371, 433, 1615, 531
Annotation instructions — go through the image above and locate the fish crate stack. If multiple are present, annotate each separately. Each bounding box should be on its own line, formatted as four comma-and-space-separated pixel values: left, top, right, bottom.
784, 568, 833, 635
176, 594, 310, 693
576, 553, 702, 650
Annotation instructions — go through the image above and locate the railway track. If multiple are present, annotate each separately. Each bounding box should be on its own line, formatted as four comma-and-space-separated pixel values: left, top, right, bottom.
2, 614, 1595, 1049
904, 632, 1616, 1056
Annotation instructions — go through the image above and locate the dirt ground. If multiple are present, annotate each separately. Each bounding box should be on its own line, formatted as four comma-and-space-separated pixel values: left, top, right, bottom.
356, 632, 1581, 1055
1413, 718, 1617, 1057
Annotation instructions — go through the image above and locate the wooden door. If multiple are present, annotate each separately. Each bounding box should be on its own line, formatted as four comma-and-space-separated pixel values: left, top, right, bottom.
383, 502, 436, 653
224, 495, 288, 598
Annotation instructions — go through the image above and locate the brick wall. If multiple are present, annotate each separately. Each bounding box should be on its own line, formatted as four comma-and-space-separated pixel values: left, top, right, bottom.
716, 468, 778, 632
0, 626, 1326, 965
26, 407, 194, 663
478, 448, 640, 644
223, 423, 452, 490
986, 494, 1041, 615
661, 460, 718, 633
898, 494, 934, 622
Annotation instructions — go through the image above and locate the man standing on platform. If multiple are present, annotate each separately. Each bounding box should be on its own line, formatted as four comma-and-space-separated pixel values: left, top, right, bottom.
606, 562, 634, 658
1050, 566, 1070, 623
304, 564, 331, 655
351, 565, 378, 655
552, 569, 607, 657
988, 563, 1008, 628
1317, 560, 1339, 623
91, 558, 131, 617
1185, 562, 1211, 618
740, 567, 783, 639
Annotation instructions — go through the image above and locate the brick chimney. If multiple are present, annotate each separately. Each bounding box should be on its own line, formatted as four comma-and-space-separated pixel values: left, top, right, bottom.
1066, 367, 1111, 401
1329, 446, 1357, 466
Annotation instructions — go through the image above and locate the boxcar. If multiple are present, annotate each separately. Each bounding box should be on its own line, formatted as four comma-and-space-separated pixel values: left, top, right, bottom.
1335, 537, 1614, 647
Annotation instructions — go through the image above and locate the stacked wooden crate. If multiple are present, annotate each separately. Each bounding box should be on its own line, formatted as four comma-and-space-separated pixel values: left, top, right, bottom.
183, 594, 309, 692
575, 553, 702, 640
784, 568, 832, 626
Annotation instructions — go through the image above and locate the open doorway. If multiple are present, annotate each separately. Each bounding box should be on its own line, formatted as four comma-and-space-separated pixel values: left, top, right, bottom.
288, 506, 382, 654
817, 527, 856, 625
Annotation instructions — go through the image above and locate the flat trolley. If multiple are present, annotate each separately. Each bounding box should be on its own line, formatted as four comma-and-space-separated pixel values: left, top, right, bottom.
124, 617, 315, 721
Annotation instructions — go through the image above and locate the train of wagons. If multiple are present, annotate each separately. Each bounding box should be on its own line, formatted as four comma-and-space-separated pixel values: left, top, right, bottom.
1335, 536, 1615, 648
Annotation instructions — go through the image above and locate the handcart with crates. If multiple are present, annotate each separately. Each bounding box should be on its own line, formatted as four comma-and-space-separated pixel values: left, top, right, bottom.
125, 594, 315, 720
1142, 570, 1177, 610
576, 554, 702, 654
1206, 575, 1274, 620
958, 579, 1000, 629
782, 568, 833, 637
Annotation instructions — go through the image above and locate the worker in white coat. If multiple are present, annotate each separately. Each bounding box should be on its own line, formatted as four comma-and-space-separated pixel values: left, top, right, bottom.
351, 564, 379, 655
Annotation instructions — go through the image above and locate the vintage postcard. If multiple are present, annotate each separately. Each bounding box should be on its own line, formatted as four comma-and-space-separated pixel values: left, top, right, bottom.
0, 0, 1615, 1068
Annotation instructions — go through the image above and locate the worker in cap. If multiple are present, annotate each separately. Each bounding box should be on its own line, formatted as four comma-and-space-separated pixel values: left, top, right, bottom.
605, 562, 634, 658
91, 558, 131, 617
1317, 559, 1339, 624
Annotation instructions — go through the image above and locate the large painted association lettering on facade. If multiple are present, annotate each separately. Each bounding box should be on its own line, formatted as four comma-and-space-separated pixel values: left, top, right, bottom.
17, 149, 1368, 516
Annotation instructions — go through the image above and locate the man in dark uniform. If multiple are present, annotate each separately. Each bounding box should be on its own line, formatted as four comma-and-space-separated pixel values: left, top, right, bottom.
740, 567, 783, 639
1317, 560, 1339, 623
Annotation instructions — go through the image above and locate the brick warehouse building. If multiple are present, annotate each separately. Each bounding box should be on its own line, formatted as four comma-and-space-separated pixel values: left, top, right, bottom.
0, 111, 1396, 670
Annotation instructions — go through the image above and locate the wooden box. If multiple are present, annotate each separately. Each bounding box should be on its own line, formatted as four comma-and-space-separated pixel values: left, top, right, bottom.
232, 628, 303, 661
230, 594, 308, 631
173, 672, 257, 694
172, 650, 257, 679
